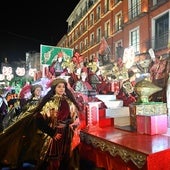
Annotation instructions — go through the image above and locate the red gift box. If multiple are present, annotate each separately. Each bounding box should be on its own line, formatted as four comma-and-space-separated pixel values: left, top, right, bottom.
168, 115, 170, 128
99, 108, 106, 118
137, 114, 168, 135
99, 117, 114, 128
85, 106, 114, 128
110, 81, 120, 93
85, 102, 102, 127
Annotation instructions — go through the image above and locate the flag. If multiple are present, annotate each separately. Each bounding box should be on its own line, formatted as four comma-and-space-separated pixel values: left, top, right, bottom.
98, 37, 111, 55
98, 37, 111, 65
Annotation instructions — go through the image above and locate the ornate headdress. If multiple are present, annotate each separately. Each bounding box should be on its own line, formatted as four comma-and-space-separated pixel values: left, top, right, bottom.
51, 78, 67, 87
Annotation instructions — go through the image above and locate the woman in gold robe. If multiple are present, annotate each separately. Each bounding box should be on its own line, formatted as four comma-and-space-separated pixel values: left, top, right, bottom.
0, 78, 80, 170
34, 78, 80, 170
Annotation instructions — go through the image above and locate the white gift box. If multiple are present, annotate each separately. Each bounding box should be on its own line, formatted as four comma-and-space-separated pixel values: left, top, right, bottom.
105, 107, 129, 118
95, 94, 116, 101
104, 100, 123, 109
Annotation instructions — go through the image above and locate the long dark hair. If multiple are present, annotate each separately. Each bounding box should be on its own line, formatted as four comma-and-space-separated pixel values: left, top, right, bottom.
33, 79, 80, 114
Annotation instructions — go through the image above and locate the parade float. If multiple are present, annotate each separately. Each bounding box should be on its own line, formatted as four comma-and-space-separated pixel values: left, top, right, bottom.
1, 44, 169, 134
1, 45, 170, 170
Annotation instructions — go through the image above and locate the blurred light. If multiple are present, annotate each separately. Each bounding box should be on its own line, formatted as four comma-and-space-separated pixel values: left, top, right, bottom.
0, 74, 5, 81
29, 68, 37, 77
6, 74, 14, 81
2, 66, 13, 75
16, 67, 26, 76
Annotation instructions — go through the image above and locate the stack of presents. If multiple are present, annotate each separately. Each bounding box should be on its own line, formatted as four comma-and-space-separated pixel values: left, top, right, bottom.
129, 102, 168, 135
82, 94, 128, 130
81, 93, 168, 135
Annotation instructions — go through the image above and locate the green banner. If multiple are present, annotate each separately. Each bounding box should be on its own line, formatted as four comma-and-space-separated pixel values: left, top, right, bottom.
40, 44, 73, 65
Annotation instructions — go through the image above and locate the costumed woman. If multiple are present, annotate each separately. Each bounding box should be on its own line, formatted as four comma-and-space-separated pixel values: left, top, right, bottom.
34, 78, 81, 170
149, 55, 167, 102
21, 84, 43, 113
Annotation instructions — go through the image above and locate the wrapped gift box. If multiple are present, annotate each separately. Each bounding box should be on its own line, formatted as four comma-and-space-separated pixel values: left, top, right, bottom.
99, 108, 106, 118
85, 102, 101, 127
137, 114, 168, 135
104, 100, 123, 109
110, 81, 120, 93
168, 115, 170, 128
99, 117, 114, 128
84, 103, 115, 129
129, 103, 137, 130
105, 107, 129, 118
95, 94, 123, 109
105, 107, 130, 126
135, 102, 167, 115
95, 94, 116, 101
129, 102, 167, 130
98, 108, 115, 128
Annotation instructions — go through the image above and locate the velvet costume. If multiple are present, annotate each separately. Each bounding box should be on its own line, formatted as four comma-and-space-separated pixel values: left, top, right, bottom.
36, 94, 78, 169
0, 93, 79, 169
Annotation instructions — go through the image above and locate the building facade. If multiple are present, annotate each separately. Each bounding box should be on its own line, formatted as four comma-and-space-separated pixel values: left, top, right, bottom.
57, 0, 170, 64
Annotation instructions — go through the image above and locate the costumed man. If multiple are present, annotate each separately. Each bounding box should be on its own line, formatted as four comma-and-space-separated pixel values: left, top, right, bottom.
3, 84, 44, 130
117, 79, 137, 106
149, 55, 168, 102
2, 85, 33, 130
115, 60, 137, 106
95, 68, 111, 94
55, 53, 64, 75
21, 84, 43, 113
73, 71, 92, 94
87, 62, 101, 91
48, 60, 57, 79
0, 84, 44, 169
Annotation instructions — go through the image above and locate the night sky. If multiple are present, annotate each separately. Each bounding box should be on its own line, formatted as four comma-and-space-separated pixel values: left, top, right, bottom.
0, 0, 80, 63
